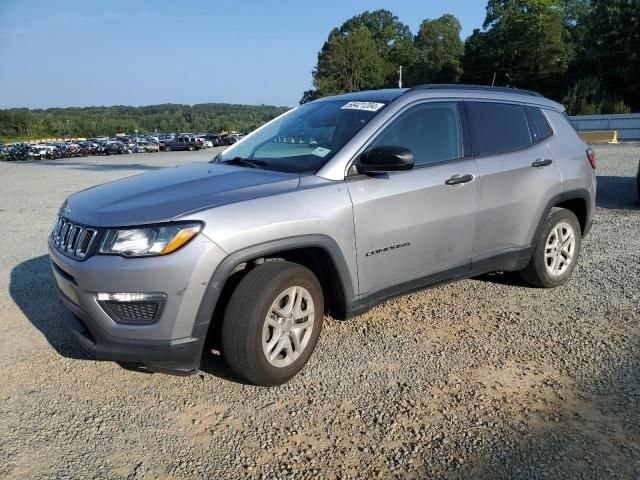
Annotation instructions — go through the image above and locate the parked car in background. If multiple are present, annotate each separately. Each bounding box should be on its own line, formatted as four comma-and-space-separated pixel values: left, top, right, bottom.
203, 133, 225, 146
163, 135, 202, 151
131, 141, 159, 153
196, 137, 213, 148
222, 133, 243, 145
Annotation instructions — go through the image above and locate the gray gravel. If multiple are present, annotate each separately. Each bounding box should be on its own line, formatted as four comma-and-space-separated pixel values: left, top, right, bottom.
1, 144, 639, 479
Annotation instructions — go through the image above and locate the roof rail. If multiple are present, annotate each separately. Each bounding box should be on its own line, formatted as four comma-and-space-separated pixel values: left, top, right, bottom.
406, 84, 544, 98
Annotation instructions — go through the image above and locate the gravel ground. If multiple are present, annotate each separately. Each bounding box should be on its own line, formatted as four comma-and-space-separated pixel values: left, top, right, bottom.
0, 145, 639, 479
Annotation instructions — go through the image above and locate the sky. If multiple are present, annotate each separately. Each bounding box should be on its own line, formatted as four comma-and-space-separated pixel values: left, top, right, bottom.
0, 0, 487, 109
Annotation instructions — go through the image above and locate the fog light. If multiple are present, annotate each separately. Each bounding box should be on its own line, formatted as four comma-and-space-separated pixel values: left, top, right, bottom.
97, 293, 166, 324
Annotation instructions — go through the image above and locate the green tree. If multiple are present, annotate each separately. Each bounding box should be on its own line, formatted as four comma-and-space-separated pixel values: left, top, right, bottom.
408, 14, 464, 85
563, 77, 631, 115
307, 9, 413, 100
338, 8, 415, 81
582, 0, 640, 111
462, 0, 574, 98
313, 27, 389, 96
299, 89, 320, 105
0, 103, 289, 143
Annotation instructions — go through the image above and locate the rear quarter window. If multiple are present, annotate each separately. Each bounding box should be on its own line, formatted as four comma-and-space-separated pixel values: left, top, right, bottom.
465, 101, 532, 157
527, 106, 554, 142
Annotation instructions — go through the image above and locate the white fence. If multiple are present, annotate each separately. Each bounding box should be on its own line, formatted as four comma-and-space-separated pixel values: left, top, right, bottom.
570, 113, 640, 140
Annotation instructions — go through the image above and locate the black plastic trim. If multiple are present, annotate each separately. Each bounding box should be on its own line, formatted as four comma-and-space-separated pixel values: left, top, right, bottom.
98, 295, 166, 325
346, 246, 533, 319
189, 235, 356, 352
348, 263, 471, 318
534, 189, 593, 240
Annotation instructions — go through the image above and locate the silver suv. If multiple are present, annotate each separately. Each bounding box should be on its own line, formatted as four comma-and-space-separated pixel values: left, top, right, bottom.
49, 85, 597, 385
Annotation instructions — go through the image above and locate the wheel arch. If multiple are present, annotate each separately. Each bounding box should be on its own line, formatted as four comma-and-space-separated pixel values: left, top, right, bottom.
534, 189, 592, 244
192, 235, 356, 351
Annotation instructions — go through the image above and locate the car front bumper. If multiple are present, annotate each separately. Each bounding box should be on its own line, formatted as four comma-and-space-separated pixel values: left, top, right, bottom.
48, 234, 227, 371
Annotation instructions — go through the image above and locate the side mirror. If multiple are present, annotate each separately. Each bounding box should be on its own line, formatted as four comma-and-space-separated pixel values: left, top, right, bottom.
357, 146, 414, 174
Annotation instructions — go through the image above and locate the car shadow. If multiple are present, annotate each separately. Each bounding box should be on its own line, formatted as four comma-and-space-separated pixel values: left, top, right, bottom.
472, 270, 531, 287
596, 175, 639, 210
9, 255, 92, 361
198, 350, 253, 385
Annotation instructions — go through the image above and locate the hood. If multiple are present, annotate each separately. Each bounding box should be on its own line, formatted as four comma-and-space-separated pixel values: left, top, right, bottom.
62, 163, 300, 227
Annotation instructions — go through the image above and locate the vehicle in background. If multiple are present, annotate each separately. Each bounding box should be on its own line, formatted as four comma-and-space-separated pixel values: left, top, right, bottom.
163, 135, 202, 151
203, 133, 225, 146
132, 142, 155, 153
222, 133, 243, 145
196, 137, 213, 148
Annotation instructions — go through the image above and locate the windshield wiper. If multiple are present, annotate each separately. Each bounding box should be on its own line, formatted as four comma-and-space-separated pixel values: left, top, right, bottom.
224, 157, 269, 168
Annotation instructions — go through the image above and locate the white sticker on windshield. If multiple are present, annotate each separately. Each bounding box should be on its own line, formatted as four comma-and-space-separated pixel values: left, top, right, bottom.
311, 147, 331, 157
341, 101, 385, 112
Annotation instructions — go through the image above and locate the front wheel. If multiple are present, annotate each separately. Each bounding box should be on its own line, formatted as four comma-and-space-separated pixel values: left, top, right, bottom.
188, 145, 195, 151
165, 146, 171, 152
519, 208, 582, 288
222, 261, 324, 386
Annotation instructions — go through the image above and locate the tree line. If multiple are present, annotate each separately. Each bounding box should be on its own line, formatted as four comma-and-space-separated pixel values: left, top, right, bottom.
302, 0, 639, 115
0, 103, 288, 143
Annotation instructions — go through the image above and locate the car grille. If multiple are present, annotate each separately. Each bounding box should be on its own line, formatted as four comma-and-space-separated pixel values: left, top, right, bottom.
51, 216, 98, 259
104, 301, 159, 321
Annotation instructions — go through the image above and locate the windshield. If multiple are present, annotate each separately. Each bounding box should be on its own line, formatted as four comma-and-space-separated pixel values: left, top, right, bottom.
215, 99, 388, 173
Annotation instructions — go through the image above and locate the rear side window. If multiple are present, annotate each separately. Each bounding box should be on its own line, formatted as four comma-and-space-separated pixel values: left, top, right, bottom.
527, 106, 553, 142
465, 102, 532, 156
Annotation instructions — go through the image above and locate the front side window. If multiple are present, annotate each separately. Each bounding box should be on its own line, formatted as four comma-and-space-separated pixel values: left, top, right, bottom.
368, 101, 463, 167
217, 99, 389, 173
466, 101, 532, 156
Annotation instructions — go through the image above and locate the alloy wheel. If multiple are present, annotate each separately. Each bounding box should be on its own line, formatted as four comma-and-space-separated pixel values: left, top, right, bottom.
544, 221, 576, 277
262, 286, 315, 368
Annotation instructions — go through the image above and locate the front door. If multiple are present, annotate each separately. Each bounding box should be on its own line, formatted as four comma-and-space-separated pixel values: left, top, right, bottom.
347, 101, 479, 296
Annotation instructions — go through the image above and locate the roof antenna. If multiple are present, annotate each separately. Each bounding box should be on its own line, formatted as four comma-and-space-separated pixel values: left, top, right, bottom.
491, 71, 497, 87
398, 66, 403, 88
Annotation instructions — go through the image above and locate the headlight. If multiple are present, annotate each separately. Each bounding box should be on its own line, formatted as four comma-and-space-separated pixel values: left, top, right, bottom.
99, 223, 202, 257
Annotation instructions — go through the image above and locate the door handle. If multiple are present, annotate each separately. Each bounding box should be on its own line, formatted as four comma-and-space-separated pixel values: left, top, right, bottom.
445, 174, 474, 185
532, 159, 553, 167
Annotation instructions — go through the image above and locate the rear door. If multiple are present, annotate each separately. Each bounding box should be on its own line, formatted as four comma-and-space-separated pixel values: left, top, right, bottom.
347, 100, 479, 296
465, 101, 562, 261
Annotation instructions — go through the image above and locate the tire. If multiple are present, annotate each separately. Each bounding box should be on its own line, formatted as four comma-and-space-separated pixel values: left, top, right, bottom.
222, 261, 324, 386
519, 208, 582, 288
165, 146, 171, 152
188, 145, 195, 151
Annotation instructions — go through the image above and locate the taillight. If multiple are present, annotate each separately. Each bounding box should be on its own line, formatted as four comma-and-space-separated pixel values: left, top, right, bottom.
586, 148, 596, 169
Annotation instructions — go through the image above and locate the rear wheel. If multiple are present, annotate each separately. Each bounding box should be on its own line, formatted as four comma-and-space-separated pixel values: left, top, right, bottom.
222, 261, 324, 386
519, 208, 582, 287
